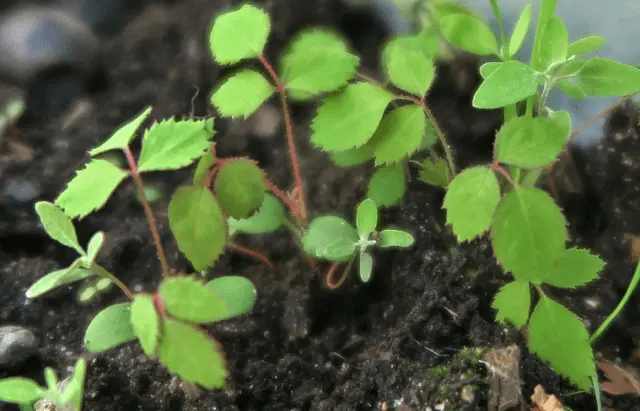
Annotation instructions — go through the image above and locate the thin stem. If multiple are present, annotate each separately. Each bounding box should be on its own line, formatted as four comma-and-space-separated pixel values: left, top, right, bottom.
491, 162, 517, 186
421, 100, 457, 178
124, 147, 170, 278
356, 72, 384, 88
326, 259, 353, 289
265, 177, 304, 226
92, 263, 134, 300
228, 243, 275, 269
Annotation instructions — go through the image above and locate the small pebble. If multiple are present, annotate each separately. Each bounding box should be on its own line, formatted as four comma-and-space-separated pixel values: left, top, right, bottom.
3, 178, 41, 204
461, 385, 475, 403
0, 325, 38, 368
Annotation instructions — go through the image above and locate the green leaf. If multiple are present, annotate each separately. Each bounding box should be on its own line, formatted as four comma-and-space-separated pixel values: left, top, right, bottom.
227, 194, 285, 236
473, 61, 540, 109
211, 70, 274, 119
492, 280, 531, 329
494, 116, 565, 168
330, 144, 374, 167
372, 105, 426, 165
160, 276, 228, 324
193, 149, 216, 185
575, 58, 640, 97
138, 118, 214, 172
85, 231, 105, 264
84, 303, 135, 352
323, 238, 357, 261
528, 296, 595, 390
168, 185, 227, 271
214, 159, 266, 219
356, 199, 377, 235
567, 36, 605, 57
89, 106, 152, 156
491, 187, 567, 282
508, 4, 532, 57
26, 262, 92, 298
359, 251, 373, 283
302, 216, 359, 261
379, 230, 415, 248
207, 276, 257, 320
281, 29, 359, 95
556, 79, 587, 100
537, 16, 568, 70
61, 358, 86, 411
0, 378, 43, 404
367, 163, 406, 207
209, 4, 270, 65
381, 31, 439, 79
158, 318, 227, 389
34, 201, 84, 254
130, 294, 160, 356
386, 41, 435, 96
551, 59, 586, 78
440, 14, 499, 56
531, 0, 558, 71
443, 166, 500, 242
55, 159, 128, 219
311, 82, 394, 151
544, 248, 605, 288
417, 157, 450, 189
548, 109, 573, 142
479, 62, 500, 79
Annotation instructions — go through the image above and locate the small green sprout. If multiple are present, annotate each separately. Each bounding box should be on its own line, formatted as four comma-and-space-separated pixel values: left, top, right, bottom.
0, 97, 25, 138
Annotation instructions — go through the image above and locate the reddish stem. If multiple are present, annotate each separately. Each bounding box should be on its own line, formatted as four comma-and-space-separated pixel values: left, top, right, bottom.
229, 243, 276, 269
491, 162, 517, 186
326, 259, 353, 290
265, 177, 304, 226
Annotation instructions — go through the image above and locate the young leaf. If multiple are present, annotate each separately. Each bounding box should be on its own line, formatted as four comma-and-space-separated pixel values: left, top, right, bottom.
209, 4, 270, 65
207, 276, 257, 320
359, 251, 373, 283
214, 159, 266, 219
227, 194, 285, 236
168, 185, 227, 271
543, 248, 605, 288
494, 116, 565, 168
356, 199, 378, 235
528, 296, 595, 390
280, 29, 359, 95
537, 16, 568, 70
324, 239, 358, 261
85, 231, 105, 264
443, 166, 500, 242
373, 105, 426, 165
158, 318, 227, 389
508, 4, 532, 57
386, 42, 435, 96
556, 79, 587, 100
311, 82, 394, 151
379, 229, 415, 248
84, 303, 135, 352
130, 294, 160, 356
193, 149, 216, 185
55, 159, 128, 219
367, 163, 406, 207
530, 0, 558, 71
34, 202, 84, 254
491, 187, 567, 282
576, 58, 640, 97
26, 263, 92, 298
330, 144, 375, 167
567, 36, 605, 57
492, 280, 531, 329
159, 276, 227, 324
137, 118, 214, 172
61, 358, 86, 411
440, 14, 499, 56
0, 378, 44, 404
417, 156, 450, 189
89, 106, 152, 156
473, 61, 540, 109
302, 216, 359, 261
211, 70, 274, 119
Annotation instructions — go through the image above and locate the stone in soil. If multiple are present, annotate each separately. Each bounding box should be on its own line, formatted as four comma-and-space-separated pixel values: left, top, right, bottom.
0, 325, 38, 368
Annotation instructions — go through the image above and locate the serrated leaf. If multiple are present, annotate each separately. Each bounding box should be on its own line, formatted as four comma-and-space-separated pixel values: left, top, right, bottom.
227, 194, 285, 236
538, 16, 568, 70
381, 31, 439, 80
491, 187, 567, 282
567, 36, 605, 57
211, 70, 274, 119
556, 79, 587, 100
160, 276, 227, 324
330, 144, 374, 167
417, 157, 450, 188
528, 296, 595, 390
209, 4, 270, 65
158, 318, 227, 389
373, 105, 426, 165
443, 166, 500, 242
85, 231, 105, 264
473, 61, 540, 109
494, 116, 565, 168
168, 185, 227, 271
130, 294, 160, 356
214, 159, 266, 219
55, 159, 128, 219
89, 106, 152, 156
138, 118, 214, 172
544, 248, 605, 288
492, 280, 531, 329
0, 378, 44, 404
440, 14, 499, 56
84, 303, 135, 352
26, 261, 92, 298
311, 82, 394, 151
508, 4, 532, 57
302, 216, 359, 261
575, 58, 640, 97
193, 149, 216, 185
359, 251, 373, 283
386, 41, 435, 96
281, 29, 359, 95
367, 163, 406, 207
356, 199, 377, 235
379, 229, 414, 248
34, 201, 83, 254
207, 276, 257, 320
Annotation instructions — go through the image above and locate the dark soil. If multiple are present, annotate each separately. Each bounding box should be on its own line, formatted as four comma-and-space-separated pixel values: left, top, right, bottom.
1, 0, 640, 410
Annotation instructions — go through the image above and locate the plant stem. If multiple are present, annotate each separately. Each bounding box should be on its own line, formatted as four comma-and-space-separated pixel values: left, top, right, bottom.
491, 162, 517, 186
92, 263, 134, 300
265, 177, 304, 226
259, 54, 308, 225
124, 147, 170, 278
326, 259, 352, 289
525, 0, 557, 116
228, 243, 275, 269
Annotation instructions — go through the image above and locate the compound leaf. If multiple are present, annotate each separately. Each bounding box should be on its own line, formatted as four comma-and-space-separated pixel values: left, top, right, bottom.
160, 276, 227, 324
359, 251, 373, 283
567, 36, 605, 57
386, 42, 435, 96
492, 280, 531, 329
443, 166, 500, 242
34, 201, 83, 254
302, 216, 359, 262
440, 14, 499, 56
473, 61, 540, 109
26, 262, 92, 299
168, 185, 227, 271
538, 16, 568, 70
84, 303, 135, 352
89, 106, 152, 156
544, 248, 605, 288
211, 70, 274, 119
379, 229, 415, 248
367, 163, 405, 207
0, 378, 43, 404
373, 105, 426, 165
130, 294, 160, 356
209, 4, 269, 65
356, 198, 378, 235
576, 58, 640, 97
228, 194, 285, 236
508, 4, 532, 57
214, 159, 266, 219
495, 116, 565, 168
207, 276, 257, 320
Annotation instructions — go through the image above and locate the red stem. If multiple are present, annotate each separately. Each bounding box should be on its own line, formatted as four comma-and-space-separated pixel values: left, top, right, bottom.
326, 259, 353, 289
491, 162, 517, 186
228, 243, 276, 269
265, 177, 304, 226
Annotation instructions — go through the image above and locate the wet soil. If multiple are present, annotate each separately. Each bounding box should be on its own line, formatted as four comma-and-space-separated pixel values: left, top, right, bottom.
1, 0, 640, 410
